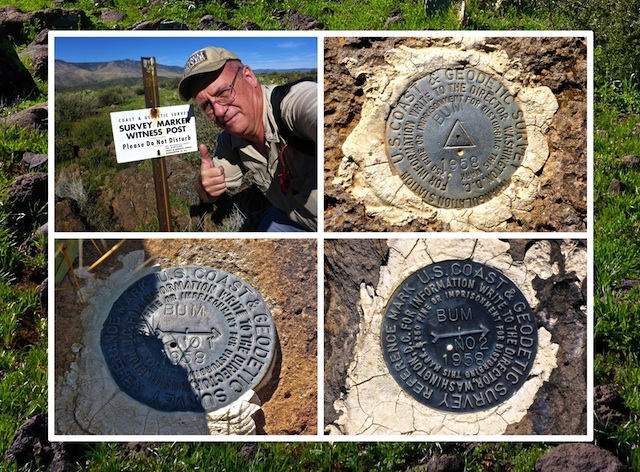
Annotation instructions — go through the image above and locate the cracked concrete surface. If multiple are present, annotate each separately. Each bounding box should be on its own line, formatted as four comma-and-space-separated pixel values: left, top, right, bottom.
334, 37, 559, 231
328, 239, 586, 436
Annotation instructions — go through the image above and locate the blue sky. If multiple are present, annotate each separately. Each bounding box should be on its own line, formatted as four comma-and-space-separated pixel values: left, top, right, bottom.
54, 35, 318, 70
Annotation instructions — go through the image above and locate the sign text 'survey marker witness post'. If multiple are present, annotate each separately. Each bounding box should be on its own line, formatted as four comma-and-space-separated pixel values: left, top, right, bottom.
110, 57, 198, 232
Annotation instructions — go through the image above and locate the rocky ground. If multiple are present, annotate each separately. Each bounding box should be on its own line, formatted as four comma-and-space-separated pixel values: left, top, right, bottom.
324, 239, 588, 435
54, 238, 318, 436
324, 36, 587, 232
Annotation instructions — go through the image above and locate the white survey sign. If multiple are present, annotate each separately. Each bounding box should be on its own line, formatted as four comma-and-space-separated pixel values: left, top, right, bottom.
110, 104, 198, 163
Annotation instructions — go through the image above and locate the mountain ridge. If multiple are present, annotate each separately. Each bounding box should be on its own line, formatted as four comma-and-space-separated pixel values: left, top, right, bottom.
55, 59, 184, 90
55, 59, 316, 91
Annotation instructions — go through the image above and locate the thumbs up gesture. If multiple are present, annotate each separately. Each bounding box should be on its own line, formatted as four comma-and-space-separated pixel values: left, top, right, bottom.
196, 144, 226, 203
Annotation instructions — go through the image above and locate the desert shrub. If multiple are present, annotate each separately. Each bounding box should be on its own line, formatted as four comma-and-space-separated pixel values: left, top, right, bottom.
55, 91, 98, 126
55, 172, 89, 211
96, 86, 135, 107
160, 77, 181, 90
78, 144, 113, 168
54, 137, 78, 164
70, 115, 113, 148
55, 169, 114, 230
257, 71, 317, 86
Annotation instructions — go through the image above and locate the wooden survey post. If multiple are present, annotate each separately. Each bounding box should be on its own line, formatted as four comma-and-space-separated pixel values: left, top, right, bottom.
141, 56, 172, 232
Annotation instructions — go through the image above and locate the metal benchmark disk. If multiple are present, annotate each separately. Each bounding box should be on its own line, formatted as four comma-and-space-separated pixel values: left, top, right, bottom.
100, 266, 276, 413
386, 66, 527, 209
381, 260, 537, 413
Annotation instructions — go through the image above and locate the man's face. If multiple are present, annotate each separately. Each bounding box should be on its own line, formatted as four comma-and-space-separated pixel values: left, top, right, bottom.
190, 62, 262, 140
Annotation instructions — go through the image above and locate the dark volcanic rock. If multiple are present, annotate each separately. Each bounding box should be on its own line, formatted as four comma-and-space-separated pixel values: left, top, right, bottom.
54, 198, 85, 232
7, 172, 48, 239
21, 152, 48, 169
6, 415, 50, 466
39, 277, 48, 314
241, 21, 262, 30
324, 239, 388, 425
608, 179, 624, 194
100, 10, 126, 23
30, 8, 92, 31
6, 414, 80, 472
6, 103, 48, 130
0, 29, 37, 102
129, 19, 189, 30
505, 239, 587, 435
0, 6, 92, 44
19, 29, 48, 80
284, 10, 324, 30
535, 443, 628, 472
618, 155, 640, 168
424, 454, 464, 472
7, 173, 48, 215
595, 384, 631, 427
197, 15, 235, 30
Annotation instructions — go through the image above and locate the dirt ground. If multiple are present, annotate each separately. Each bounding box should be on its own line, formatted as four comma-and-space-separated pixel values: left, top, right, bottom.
54, 238, 318, 435
324, 36, 587, 232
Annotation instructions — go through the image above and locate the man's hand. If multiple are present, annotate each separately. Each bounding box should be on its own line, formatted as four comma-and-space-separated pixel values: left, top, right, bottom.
196, 144, 226, 203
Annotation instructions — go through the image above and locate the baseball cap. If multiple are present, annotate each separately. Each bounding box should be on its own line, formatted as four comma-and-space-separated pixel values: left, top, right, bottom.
178, 46, 240, 101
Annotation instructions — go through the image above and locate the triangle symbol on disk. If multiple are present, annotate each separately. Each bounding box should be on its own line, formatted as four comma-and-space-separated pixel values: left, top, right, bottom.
444, 120, 476, 148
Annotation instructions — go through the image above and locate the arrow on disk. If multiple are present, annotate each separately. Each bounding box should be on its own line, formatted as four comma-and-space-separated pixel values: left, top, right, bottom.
431, 324, 489, 343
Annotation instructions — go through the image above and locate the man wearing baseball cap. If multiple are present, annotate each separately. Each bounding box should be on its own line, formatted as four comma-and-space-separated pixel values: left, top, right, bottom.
179, 46, 317, 232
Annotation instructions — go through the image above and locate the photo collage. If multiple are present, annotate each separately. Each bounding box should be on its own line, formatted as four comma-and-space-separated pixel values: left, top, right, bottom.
49, 30, 592, 443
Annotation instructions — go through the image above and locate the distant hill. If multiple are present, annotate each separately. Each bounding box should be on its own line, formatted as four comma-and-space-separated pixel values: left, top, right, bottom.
55, 59, 316, 92
55, 59, 184, 91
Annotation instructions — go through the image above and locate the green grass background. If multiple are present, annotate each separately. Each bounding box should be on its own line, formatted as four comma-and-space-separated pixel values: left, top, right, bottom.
2, 0, 640, 469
